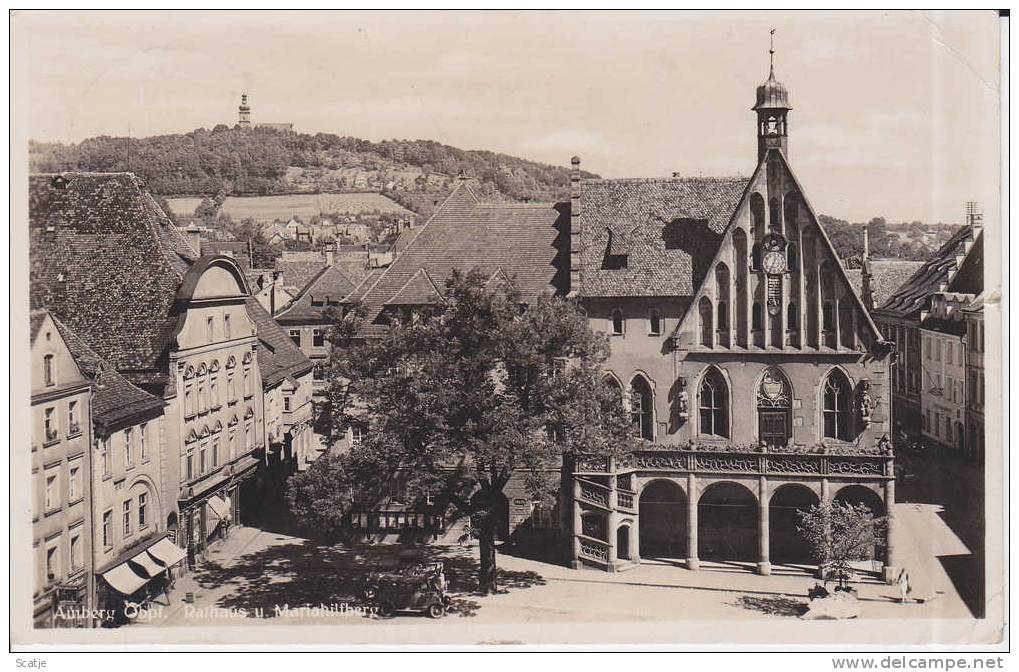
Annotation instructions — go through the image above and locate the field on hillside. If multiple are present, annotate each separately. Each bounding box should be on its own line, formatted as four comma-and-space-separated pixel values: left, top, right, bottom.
163, 192, 412, 221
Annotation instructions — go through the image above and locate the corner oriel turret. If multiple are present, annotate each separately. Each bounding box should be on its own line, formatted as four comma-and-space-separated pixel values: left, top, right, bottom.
753, 30, 791, 162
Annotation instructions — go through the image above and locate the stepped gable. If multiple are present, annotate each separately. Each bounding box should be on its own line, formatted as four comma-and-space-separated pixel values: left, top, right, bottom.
578, 176, 749, 297
356, 179, 567, 331
875, 226, 980, 319
29, 172, 199, 382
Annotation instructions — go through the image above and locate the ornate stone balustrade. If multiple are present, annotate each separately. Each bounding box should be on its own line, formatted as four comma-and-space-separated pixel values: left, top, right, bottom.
617, 490, 635, 511
577, 534, 610, 564
575, 444, 892, 480
576, 478, 610, 507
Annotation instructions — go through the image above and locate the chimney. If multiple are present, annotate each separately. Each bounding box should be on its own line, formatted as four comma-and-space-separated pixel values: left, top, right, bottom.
568, 156, 583, 297
861, 224, 874, 310
326, 247, 335, 266
185, 225, 202, 256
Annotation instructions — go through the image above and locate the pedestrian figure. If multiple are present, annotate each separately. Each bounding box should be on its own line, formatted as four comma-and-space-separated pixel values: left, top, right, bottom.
897, 569, 911, 604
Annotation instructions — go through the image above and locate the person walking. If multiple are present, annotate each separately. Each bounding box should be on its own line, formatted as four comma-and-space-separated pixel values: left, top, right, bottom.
897, 568, 911, 604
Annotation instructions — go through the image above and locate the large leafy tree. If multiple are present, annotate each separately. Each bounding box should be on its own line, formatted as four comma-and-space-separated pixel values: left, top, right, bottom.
288, 270, 633, 593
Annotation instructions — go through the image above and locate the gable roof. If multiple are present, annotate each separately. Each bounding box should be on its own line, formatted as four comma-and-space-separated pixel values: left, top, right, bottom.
845, 259, 926, 309
30, 172, 199, 379
276, 257, 328, 293
873, 226, 980, 320
245, 297, 315, 387
385, 268, 442, 306
577, 176, 749, 297
354, 180, 567, 330
275, 263, 361, 324
50, 313, 166, 432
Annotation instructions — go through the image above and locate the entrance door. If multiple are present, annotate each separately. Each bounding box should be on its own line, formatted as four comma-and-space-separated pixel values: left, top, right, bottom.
759, 410, 790, 447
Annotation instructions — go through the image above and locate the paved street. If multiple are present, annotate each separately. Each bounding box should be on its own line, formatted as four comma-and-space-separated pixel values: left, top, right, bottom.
133, 500, 973, 632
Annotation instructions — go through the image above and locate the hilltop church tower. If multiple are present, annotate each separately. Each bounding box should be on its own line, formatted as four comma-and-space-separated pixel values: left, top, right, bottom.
753, 31, 791, 162
238, 93, 251, 129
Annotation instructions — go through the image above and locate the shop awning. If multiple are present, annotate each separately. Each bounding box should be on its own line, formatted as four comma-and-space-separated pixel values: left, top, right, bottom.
102, 562, 148, 595
147, 538, 187, 567
207, 495, 231, 521
130, 550, 165, 578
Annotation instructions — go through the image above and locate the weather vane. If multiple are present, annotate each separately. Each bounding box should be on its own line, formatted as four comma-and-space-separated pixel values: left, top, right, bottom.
769, 28, 776, 73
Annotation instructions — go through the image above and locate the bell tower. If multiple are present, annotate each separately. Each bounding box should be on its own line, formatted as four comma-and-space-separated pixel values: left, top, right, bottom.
238, 93, 251, 129
753, 30, 791, 162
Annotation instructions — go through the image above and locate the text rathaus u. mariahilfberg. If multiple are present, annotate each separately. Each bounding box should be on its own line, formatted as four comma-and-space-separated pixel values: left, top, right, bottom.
562, 55, 898, 580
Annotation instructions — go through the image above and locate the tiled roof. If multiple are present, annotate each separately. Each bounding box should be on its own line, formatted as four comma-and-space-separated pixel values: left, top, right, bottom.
867, 260, 926, 308
51, 314, 166, 432
874, 227, 979, 320
577, 177, 749, 297
275, 264, 361, 324
29, 173, 199, 380
276, 258, 327, 293
342, 267, 386, 305
203, 241, 251, 267
245, 297, 314, 387
385, 269, 442, 306
30, 309, 47, 342
356, 180, 567, 330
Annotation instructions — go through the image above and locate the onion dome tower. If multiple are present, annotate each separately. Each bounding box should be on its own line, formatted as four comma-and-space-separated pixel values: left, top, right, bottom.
238, 93, 251, 129
753, 30, 791, 162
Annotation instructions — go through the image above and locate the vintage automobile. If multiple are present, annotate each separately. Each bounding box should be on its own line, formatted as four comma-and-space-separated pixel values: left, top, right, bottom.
363, 562, 450, 618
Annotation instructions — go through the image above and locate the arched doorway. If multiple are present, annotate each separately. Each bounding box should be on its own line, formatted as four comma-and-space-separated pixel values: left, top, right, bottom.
769, 484, 820, 565
638, 480, 686, 558
698, 482, 757, 562
616, 525, 631, 561
833, 485, 886, 562
629, 375, 655, 441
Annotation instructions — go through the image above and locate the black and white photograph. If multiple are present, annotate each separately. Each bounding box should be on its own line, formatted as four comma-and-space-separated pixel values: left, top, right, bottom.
9, 8, 1006, 655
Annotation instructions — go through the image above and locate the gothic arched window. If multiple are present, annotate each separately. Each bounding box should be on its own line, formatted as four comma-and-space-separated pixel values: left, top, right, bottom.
698, 297, 713, 347
822, 369, 853, 440
629, 376, 654, 441
757, 367, 792, 447
699, 368, 729, 438
752, 302, 764, 331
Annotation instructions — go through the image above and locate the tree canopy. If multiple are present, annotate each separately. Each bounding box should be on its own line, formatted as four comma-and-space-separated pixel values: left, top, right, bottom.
287, 270, 634, 592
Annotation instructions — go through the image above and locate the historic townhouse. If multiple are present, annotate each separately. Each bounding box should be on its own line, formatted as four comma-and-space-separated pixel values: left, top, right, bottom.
566, 59, 899, 580
50, 313, 172, 621
29, 173, 315, 586
30, 310, 94, 627
963, 295, 986, 463
872, 224, 983, 436
918, 293, 970, 454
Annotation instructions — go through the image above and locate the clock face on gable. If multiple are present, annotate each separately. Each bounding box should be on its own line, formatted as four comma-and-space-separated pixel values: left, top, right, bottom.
763, 249, 786, 274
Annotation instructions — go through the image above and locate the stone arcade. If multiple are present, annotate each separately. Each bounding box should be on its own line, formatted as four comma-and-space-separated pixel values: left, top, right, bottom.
564, 53, 898, 581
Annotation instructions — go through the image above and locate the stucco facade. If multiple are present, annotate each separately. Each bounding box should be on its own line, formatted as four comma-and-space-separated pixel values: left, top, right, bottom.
31, 311, 94, 627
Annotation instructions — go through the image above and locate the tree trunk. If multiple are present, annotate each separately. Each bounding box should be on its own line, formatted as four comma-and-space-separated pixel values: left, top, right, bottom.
477, 519, 498, 594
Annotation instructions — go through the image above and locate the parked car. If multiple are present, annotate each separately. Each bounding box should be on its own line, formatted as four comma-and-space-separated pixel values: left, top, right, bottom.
364, 562, 450, 618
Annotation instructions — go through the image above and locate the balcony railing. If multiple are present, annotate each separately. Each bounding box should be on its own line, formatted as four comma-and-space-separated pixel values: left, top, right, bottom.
575, 443, 893, 480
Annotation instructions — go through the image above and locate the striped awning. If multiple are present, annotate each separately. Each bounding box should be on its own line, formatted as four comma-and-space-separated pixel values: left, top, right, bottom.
102, 562, 148, 596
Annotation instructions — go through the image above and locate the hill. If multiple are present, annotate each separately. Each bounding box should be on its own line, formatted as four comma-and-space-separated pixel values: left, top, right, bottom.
29, 126, 598, 221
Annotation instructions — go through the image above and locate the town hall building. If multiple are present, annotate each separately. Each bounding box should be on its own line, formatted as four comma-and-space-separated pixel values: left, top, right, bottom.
337, 54, 899, 582
564, 57, 898, 579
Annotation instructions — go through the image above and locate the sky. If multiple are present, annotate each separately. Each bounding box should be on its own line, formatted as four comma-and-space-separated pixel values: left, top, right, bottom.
14, 10, 1002, 223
